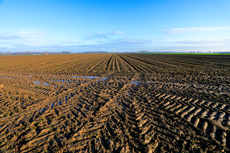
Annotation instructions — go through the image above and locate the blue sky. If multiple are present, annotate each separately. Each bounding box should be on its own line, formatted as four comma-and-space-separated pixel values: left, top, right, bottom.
0, 0, 230, 52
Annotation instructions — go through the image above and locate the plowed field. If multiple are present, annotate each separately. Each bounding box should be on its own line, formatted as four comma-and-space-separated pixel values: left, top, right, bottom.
0, 54, 230, 152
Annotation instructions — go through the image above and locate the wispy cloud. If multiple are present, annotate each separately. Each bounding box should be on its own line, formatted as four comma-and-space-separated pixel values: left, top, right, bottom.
1, 28, 230, 52
0, 35, 23, 40
111, 38, 156, 45
18, 29, 45, 41
84, 31, 126, 40
1, 38, 230, 52
93, 31, 125, 35
0, 37, 156, 51
172, 39, 230, 47
0, 29, 44, 41
163, 27, 230, 33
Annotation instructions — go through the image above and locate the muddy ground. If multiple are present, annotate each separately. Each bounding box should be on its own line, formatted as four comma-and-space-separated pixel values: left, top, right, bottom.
0, 54, 230, 152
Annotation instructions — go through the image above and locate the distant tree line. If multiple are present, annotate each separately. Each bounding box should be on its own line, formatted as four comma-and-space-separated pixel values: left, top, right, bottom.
0, 51, 72, 55
82, 51, 109, 54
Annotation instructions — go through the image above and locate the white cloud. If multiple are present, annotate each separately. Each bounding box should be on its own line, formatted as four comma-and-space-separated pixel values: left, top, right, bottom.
85, 31, 126, 40
113, 31, 125, 35
1, 28, 230, 52
163, 27, 230, 33
96, 31, 126, 35
0, 35, 23, 40
160, 39, 230, 48
0, 29, 45, 42
18, 29, 45, 41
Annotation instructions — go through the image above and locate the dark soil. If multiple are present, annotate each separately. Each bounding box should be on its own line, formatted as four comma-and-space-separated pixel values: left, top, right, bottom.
0, 54, 230, 152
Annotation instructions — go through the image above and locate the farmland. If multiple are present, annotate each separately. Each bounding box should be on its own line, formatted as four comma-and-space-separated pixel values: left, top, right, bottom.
0, 53, 230, 152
